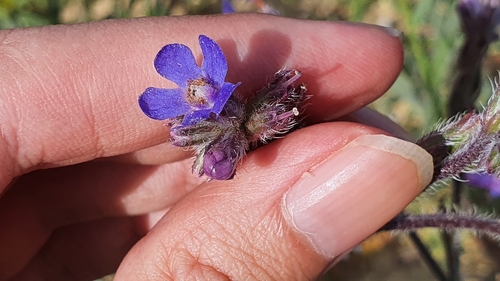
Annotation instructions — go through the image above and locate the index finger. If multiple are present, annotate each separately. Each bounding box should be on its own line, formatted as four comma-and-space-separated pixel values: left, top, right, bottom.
0, 14, 403, 188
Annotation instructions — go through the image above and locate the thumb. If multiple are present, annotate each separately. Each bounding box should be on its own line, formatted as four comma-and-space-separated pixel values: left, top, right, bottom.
114, 122, 433, 280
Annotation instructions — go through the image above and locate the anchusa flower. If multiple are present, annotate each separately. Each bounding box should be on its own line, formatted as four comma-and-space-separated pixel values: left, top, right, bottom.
138, 35, 307, 180
139, 35, 240, 126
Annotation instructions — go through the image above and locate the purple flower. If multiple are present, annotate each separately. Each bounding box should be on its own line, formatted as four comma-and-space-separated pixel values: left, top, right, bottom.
222, 0, 235, 13
221, 0, 279, 15
458, 0, 500, 42
138, 35, 240, 126
138, 34, 307, 180
464, 173, 500, 197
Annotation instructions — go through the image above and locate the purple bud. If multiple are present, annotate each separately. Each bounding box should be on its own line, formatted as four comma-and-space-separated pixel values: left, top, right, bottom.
202, 134, 247, 180
203, 148, 235, 180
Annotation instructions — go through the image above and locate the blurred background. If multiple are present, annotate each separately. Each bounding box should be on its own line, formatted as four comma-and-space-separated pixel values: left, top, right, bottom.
2, 0, 500, 280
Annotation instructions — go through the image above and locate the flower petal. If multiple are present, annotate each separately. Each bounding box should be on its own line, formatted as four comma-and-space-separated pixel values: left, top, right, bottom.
139, 87, 190, 120
204, 148, 235, 180
212, 82, 241, 115
203, 135, 245, 180
182, 109, 212, 126
154, 44, 202, 88
199, 35, 228, 86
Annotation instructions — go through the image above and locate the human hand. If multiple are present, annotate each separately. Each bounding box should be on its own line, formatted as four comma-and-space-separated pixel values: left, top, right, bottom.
0, 14, 433, 280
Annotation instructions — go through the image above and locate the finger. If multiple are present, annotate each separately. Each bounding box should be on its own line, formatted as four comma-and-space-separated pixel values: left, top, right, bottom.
10, 216, 146, 281
114, 122, 433, 280
0, 14, 403, 187
0, 160, 201, 280
107, 142, 193, 165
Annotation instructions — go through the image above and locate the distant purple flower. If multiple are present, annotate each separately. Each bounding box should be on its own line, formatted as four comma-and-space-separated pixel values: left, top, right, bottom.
139, 35, 240, 126
222, 0, 235, 13
464, 173, 500, 197
220, 0, 279, 15
458, 0, 500, 42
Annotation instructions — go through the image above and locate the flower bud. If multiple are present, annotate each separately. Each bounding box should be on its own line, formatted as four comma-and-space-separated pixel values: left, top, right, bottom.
245, 69, 308, 144
202, 132, 248, 180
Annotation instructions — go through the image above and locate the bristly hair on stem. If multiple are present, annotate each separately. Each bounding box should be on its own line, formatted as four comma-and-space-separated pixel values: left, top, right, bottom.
381, 212, 500, 241
417, 76, 500, 188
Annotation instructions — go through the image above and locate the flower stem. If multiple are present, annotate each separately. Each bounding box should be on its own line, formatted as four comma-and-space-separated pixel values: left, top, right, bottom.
446, 185, 462, 281
408, 231, 448, 281
382, 212, 500, 280
442, 229, 460, 281
381, 213, 500, 240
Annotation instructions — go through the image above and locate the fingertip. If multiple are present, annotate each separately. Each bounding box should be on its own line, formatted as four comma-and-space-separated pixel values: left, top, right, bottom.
290, 21, 404, 120
218, 15, 404, 121
283, 134, 432, 258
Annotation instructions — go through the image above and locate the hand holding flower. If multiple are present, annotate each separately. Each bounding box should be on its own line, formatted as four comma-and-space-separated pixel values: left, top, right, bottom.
0, 14, 431, 280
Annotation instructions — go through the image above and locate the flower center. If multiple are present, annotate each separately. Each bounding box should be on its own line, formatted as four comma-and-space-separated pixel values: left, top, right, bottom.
186, 78, 214, 107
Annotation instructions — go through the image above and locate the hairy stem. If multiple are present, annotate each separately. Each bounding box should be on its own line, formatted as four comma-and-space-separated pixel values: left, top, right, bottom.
381, 213, 500, 239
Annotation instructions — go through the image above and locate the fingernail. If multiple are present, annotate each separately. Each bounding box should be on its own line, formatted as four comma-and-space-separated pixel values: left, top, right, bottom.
344, 22, 403, 41
381, 26, 404, 40
283, 134, 432, 258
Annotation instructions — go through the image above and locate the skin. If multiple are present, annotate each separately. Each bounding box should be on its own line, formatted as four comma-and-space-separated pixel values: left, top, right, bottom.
0, 13, 430, 280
